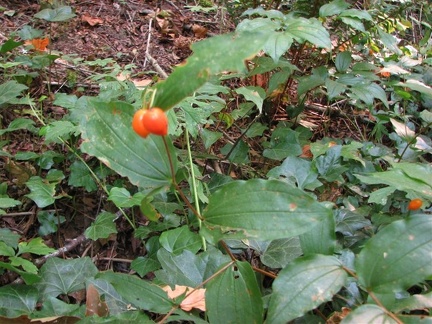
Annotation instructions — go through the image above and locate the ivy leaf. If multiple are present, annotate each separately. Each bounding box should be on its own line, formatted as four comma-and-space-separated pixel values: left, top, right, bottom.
108, 187, 145, 208
68, 160, 97, 192
84, 212, 117, 240
34, 6, 76, 22
0, 285, 38, 318
159, 225, 202, 255
40, 120, 79, 144
25, 176, 57, 208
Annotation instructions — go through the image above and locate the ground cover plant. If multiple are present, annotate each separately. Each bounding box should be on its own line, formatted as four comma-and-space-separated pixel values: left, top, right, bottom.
0, 0, 431, 323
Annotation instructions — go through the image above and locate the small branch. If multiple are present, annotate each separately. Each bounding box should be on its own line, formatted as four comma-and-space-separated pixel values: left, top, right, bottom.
146, 53, 168, 79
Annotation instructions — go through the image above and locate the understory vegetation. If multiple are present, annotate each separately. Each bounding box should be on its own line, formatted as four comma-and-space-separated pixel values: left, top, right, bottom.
0, 0, 431, 323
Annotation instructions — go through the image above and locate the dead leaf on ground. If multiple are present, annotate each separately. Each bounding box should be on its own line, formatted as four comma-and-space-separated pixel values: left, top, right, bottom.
81, 14, 103, 26
192, 24, 207, 38
162, 285, 206, 311
24, 38, 49, 52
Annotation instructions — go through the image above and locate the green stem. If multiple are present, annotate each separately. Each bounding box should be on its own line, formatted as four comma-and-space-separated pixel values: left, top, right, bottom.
185, 130, 206, 251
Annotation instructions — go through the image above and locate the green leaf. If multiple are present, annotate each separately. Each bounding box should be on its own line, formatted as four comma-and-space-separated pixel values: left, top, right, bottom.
36, 295, 81, 318
356, 214, 432, 293
75, 99, 177, 191
38, 210, 66, 236
391, 292, 432, 313
140, 196, 160, 222
37, 257, 98, 298
261, 237, 303, 268
297, 66, 328, 96
0, 261, 40, 284
263, 32, 293, 63
286, 17, 331, 49
0, 197, 22, 209
0, 39, 23, 53
325, 79, 347, 100
86, 278, 129, 315
108, 187, 144, 208
159, 225, 202, 255
0, 80, 27, 107
34, 6, 76, 22
97, 271, 173, 313
267, 255, 347, 323
377, 27, 402, 55
335, 51, 352, 73
68, 160, 97, 192
9, 256, 38, 274
0, 228, 20, 248
84, 212, 117, 240
206, 261, 263, 324
153, 32, 266, 110
350, 82, 389, 108
156, 247, 230, 287
267, 156, 321, 190
203, 179, 331, 241
0, 242, 15, 256
319, 0, 350, 17
131, 256, 161, 277
25, 176, 57, 208
41, 120, 79, 144
263, 127, 302, 161
396, 79, 432, 98
341, 304, 399, 323
300, 211, 336, 255
235, 86, 266, 113
17, 237, 55, 256
340, 8, 373, 21
0, 118, 36, 135
0, 285, 38, 317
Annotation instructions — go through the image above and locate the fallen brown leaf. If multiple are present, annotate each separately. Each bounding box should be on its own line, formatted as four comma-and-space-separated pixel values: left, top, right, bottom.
81, 14, 103, 26
162, 285, 206, 311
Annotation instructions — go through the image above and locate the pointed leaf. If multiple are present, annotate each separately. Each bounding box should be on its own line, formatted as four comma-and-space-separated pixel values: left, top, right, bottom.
341, 304, 399, 323
300, 211, 336, 255
319, 0, 350, 17
159, 225, 202, 255
87, 278, 129, 315
235, 86, 266, 113
97, 271, 173, 313
0, 80, 27, 107
25, 176, 57, 208
326, 79, 347, 100
261, 237, 303, 268
356, 214, 432, 293
206, 261, 263, 324
37, 257, 98, 298
75, 99, 177, 191
267, 255, 347, 324
203, 179, 331, 240
335, 51, 352, 73
153, 32, 266, 109
34, 6, 76, 22
84, 212, 117, 240
0, 285, 38, 317
286, 17, 331, 49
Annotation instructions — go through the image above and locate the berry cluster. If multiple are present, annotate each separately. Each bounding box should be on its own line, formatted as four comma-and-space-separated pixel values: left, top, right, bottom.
132, 107, 168, 138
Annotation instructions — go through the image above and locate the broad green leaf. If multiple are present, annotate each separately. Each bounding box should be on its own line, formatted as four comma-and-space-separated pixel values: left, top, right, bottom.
153, 32, 266, 110
36, 295, 81, 318
315, 145, 347, 182
391, 292, 432, 313
140, 196, 160, 221
377, 27, 402, 55
335, 209, 372, 236
261, 237, 303, 268
34, 6, 76, 22
0, 261, 40, 284
0, 197, 21, 209
356, 214, 432, 293
263, 32, 293, 63
38, 210, 66, 236
0, 242, 15, 257
393, 162, 432, 186
0, 39, 23, 53
267, 255, 347, 324
40, 120, 79, 144
319, 0, 350, 17
97, 271, 173, 313
335, 51, 352, 73
159, 225, 202, 255
235, 86, 266, 113
0, 118, 36, 135
0, 228, 20, 248
325, 79, 347, 100
25, 176, 57, 208
9, 256, 38, 274
0, 80, 27, 107
17, 237, 55, 256
108, 187, 144, 208
396, 79, 432, 98
37, 257, 98, 298
156, 247, 230, 287
221, 140, 250, 164
267, 156, 321, 190
341, 304, 399, 323
350, 82, 389, 108
286, 17, 331, 49
300, 211, 336, 255
206, 261, 263, 324
53, 93, 78, 109
0, 285, 38, 317
75, 99, 177, 191
339, 8, 373, 21
68, 160, 97, 192
86, 278, 130, 315
131, 256, 161, 277
84, 212, 117, 240
203, 179, 331, 240
263, 127, 302, 161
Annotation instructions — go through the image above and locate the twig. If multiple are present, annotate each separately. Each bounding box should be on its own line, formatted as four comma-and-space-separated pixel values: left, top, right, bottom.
144, 17, 168, 79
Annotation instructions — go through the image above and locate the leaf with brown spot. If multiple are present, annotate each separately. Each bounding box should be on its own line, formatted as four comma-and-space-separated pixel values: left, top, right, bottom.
86, 284, 109, 317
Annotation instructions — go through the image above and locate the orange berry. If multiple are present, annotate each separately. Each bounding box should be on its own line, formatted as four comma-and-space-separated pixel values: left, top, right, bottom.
408, 198, 422, 211
132, 109, 150, 138
142, 107, 168, 136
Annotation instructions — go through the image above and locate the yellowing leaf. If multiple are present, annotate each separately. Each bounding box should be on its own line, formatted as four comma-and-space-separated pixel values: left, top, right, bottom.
162, 285, 206, 311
